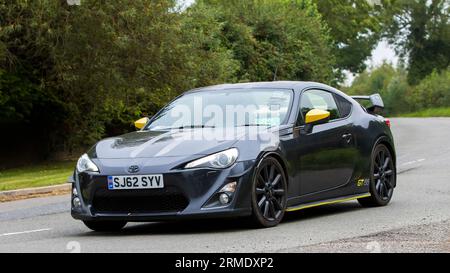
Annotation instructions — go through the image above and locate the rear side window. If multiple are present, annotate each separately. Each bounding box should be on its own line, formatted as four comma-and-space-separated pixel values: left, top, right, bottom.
334, 94, 353, 118
298, 90, 340, 124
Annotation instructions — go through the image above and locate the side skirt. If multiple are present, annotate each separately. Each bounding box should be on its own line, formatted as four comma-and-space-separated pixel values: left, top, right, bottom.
285, 193, 371, 212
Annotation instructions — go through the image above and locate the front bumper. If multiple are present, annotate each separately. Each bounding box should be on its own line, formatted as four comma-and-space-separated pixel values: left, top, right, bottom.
70, 160, 255, 222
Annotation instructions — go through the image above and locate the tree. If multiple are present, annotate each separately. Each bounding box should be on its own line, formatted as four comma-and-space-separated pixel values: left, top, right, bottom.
313, 0, 384, 76
2, 0, 381, 164
0, 0, 67, 161
408, 69, 450, 109
180, 2, 240, 86
54, 0, 243, 149
0, 0, 240, 161
345, 63, 412, 115
191, 0, 336, 84
383, 0, 450, 84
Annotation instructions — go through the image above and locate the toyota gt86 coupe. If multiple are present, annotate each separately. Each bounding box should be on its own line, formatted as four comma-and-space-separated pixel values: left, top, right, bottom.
70, 81, 396, 231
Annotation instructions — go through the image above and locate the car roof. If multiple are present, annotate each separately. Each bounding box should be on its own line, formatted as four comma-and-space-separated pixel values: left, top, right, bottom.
186, 81, 334, 93
184, 81, 357, 105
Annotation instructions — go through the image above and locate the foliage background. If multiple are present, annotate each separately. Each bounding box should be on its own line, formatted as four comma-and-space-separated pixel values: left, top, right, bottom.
0, 0, 449, 167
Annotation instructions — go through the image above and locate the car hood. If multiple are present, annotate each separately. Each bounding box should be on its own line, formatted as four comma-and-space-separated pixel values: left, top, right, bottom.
92, 127, 257, 159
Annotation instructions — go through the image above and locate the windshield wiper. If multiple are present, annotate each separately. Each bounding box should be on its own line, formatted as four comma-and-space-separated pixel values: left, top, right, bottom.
236, 124, 271, 127
163, 125, 216, 130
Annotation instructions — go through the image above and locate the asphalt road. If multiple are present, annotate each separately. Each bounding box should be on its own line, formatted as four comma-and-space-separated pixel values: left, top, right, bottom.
1, 118, 450, 253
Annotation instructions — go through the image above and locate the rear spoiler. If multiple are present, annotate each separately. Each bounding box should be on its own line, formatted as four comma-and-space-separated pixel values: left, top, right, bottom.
351, 93, 384, 115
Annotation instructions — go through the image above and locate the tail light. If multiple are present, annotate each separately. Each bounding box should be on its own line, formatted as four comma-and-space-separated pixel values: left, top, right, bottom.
384, 118, 391, 128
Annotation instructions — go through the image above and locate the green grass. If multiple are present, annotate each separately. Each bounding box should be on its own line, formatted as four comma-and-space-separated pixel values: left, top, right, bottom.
0, 161, 75, 191
398, 107, 450, 117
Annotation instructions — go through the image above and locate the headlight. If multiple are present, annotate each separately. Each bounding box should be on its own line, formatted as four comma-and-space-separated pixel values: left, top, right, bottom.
76, 154, 99, 173
184, 148, 239, 169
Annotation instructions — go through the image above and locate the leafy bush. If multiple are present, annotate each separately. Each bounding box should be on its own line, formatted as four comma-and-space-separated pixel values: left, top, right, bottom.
191, 0, 336, 83
346, 64, 450, 116
0, 0, 336, 163
345, 63, 412, 115
408, 69, 450, 110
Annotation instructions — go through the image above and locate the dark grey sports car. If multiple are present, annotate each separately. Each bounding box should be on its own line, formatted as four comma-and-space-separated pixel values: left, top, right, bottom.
70, 81, 396, 231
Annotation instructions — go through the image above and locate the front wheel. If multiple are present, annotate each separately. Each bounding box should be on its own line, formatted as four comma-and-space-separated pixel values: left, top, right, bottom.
83, 220, 127, 232
250, 157, 287, 228
358, 144, 396, 207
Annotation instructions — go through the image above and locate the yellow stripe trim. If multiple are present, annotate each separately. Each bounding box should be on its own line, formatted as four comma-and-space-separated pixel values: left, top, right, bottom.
285, 193, 371, 212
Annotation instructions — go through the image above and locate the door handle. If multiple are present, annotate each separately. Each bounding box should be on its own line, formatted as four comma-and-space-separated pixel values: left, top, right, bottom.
342, 133, 353, 144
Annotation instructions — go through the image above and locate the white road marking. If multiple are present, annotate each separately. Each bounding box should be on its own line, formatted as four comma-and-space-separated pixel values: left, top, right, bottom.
0, 228, 52, 237
400, 158, 426, 166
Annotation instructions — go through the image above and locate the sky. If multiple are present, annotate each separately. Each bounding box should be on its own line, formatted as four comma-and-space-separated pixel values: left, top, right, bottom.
344, 40, 399, 85
369, 40, 399, 68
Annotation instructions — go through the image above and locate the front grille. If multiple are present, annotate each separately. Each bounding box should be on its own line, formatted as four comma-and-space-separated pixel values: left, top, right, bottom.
92, 186, 189, 214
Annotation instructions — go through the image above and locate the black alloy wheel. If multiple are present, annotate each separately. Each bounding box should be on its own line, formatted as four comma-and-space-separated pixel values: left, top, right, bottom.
251, 157, 287, 228
359, 144, 395, 207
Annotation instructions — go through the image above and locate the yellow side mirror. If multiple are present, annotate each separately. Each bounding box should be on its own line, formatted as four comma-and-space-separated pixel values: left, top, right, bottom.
305, 109, 330, 125
134, 117, 150, 130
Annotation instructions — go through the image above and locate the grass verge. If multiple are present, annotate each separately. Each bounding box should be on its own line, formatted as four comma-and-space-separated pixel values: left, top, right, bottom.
0, 161, 75, 191
399, 107, 450, 117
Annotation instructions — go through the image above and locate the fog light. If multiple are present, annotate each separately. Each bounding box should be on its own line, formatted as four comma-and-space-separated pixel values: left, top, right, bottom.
72, 197, 81, 208
219, 193, 230, 205
72, 187, 78, 196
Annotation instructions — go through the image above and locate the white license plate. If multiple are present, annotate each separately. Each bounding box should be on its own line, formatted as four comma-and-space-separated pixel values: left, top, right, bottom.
107, 175, 164, 190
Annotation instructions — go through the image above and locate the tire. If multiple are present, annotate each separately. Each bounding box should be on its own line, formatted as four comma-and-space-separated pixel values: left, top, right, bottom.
83, 220, 127, 232
358, 144, 396, 207
250, 156, 287, 228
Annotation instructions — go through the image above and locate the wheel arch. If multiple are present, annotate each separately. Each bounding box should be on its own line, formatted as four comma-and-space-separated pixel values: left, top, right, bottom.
374, 135, 396, 166
257, 151, 289, 187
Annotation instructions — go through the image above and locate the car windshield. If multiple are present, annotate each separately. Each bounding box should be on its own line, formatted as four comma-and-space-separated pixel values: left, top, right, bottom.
146, 89, 293, 130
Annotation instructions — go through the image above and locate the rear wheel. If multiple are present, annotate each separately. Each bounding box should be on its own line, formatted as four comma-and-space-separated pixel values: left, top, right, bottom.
250, 157, 287, 228
358, 144, 395, 207
83, 220, 127, 232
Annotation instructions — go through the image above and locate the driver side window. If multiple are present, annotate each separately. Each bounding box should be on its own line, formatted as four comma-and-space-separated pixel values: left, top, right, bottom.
298, 90, 340, 124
